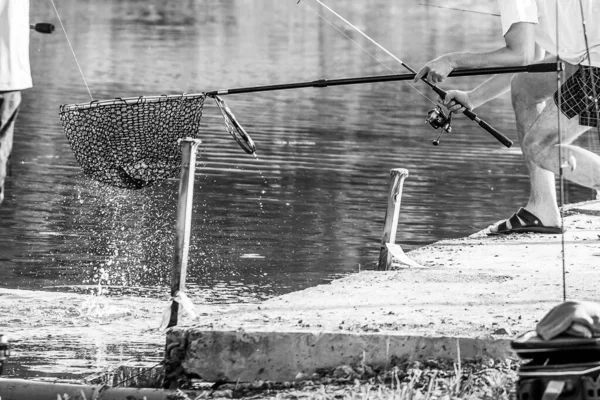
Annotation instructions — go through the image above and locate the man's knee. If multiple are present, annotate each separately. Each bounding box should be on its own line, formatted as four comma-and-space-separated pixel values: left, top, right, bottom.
521, 112, 557, 163
521, 130, 543, 161
521, 103, 568, 168
521, 131, 557, 172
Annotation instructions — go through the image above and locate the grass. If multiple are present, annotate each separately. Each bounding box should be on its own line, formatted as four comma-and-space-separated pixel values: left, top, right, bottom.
83, 363, 164, 388
84, 356, 519, 400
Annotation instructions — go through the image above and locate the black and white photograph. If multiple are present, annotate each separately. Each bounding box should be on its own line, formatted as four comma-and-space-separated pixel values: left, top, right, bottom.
0, 0, 600, 399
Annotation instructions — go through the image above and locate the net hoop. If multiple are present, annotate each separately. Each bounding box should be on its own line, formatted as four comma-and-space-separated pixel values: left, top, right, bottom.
59, 93, 207, 113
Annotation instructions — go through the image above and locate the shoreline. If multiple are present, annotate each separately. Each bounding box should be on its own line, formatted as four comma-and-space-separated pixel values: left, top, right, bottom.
1, 200, 598, 381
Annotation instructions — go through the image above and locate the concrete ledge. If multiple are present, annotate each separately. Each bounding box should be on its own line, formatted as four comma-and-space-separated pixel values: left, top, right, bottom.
166, 329, 512, 382
564, 199, 600, 216
164, 200, 600, 383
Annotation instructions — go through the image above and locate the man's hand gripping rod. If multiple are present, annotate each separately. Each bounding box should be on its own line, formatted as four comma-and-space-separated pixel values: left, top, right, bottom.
424, 78, 513, 147
307, 0, 516, 148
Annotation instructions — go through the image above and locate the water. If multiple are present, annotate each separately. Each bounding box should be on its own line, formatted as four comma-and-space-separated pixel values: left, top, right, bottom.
0, 0, 597, 377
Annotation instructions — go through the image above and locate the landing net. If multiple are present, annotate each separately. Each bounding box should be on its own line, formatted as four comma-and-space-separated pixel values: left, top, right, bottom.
59, 94, 206, 189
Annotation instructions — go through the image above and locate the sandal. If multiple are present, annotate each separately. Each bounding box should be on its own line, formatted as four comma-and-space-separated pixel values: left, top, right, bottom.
487, 208, 563, 235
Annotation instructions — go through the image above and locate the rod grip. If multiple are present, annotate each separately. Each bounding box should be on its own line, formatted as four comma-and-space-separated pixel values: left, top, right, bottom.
478, 117, 513, 148
463, 109, 513, 148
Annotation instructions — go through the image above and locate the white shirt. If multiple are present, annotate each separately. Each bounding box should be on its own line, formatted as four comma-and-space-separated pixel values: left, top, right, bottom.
498, 0, 600, 67
0, 0, 32, 91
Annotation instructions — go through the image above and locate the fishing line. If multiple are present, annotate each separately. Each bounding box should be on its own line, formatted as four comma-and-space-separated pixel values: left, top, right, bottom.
574, 0, 600, 302
555, 1, 600, 302
247, 101, 281, 125
49, 0, 93, 100
555, 0, 566, 301
418, 4, 500, 17
298, 0, 438, 106
299, 2, 390, 71
299, 0, 514, 148
309, 0, 408, 69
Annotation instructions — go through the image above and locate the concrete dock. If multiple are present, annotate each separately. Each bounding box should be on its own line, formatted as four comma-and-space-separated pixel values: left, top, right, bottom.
166, 200, 600, 383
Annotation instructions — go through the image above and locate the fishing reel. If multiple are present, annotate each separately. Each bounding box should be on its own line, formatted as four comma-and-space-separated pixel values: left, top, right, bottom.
426, 106, 452, 146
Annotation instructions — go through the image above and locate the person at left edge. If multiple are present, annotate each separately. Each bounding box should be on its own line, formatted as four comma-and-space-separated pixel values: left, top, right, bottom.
0, 0, 32, 205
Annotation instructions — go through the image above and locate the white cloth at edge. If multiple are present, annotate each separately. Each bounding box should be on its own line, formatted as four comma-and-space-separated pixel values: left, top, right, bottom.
159, 291, 198, 331
497, 0, 600, 67
0, 0, 32, 91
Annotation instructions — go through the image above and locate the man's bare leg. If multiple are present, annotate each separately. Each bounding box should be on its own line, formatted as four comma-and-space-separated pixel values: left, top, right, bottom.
487, 71, 559, 233
523, 102, 597, 190
488, 63, 581, 233
0, 91, 21, 205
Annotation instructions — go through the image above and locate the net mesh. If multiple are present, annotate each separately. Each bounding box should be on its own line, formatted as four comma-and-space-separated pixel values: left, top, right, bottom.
59, 94, 206, 189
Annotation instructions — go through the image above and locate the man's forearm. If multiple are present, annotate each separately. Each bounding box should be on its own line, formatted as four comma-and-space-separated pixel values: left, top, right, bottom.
468, 74, 514, 109
447, 46, 535, 69
448, 48, 524, 109
452, 43, 545, 109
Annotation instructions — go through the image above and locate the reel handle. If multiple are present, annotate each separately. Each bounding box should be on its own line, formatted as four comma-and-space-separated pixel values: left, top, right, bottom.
430, 86, 513, 148
30, 22, 55, 34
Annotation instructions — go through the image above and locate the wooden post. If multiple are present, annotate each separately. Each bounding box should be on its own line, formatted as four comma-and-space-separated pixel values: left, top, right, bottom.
167, 138, 201, 329
378, 168, 409, 271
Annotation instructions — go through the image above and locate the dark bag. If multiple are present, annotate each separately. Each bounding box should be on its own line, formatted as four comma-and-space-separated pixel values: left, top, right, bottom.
512, 331, 600, 400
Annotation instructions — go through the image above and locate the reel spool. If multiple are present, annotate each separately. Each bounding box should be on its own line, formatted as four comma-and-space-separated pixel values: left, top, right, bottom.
426, 106, 452, 146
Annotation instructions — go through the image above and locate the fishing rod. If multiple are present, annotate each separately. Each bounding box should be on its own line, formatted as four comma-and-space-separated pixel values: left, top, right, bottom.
205, 63, 557, 96
205, 63, 557, 151
302, 0, 520, 148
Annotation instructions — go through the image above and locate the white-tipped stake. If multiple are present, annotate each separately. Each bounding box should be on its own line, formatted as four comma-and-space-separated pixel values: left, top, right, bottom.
160, 291, 198, 330
378, 168, 423, 270
386, 243, 424, 268
166, 138, 202, 329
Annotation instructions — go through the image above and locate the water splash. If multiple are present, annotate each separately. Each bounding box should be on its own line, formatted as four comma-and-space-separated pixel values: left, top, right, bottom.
252, 152, 269, 213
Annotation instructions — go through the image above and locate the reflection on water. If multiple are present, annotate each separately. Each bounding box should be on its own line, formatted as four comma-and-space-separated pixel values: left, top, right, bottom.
1, 0, 598, 301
